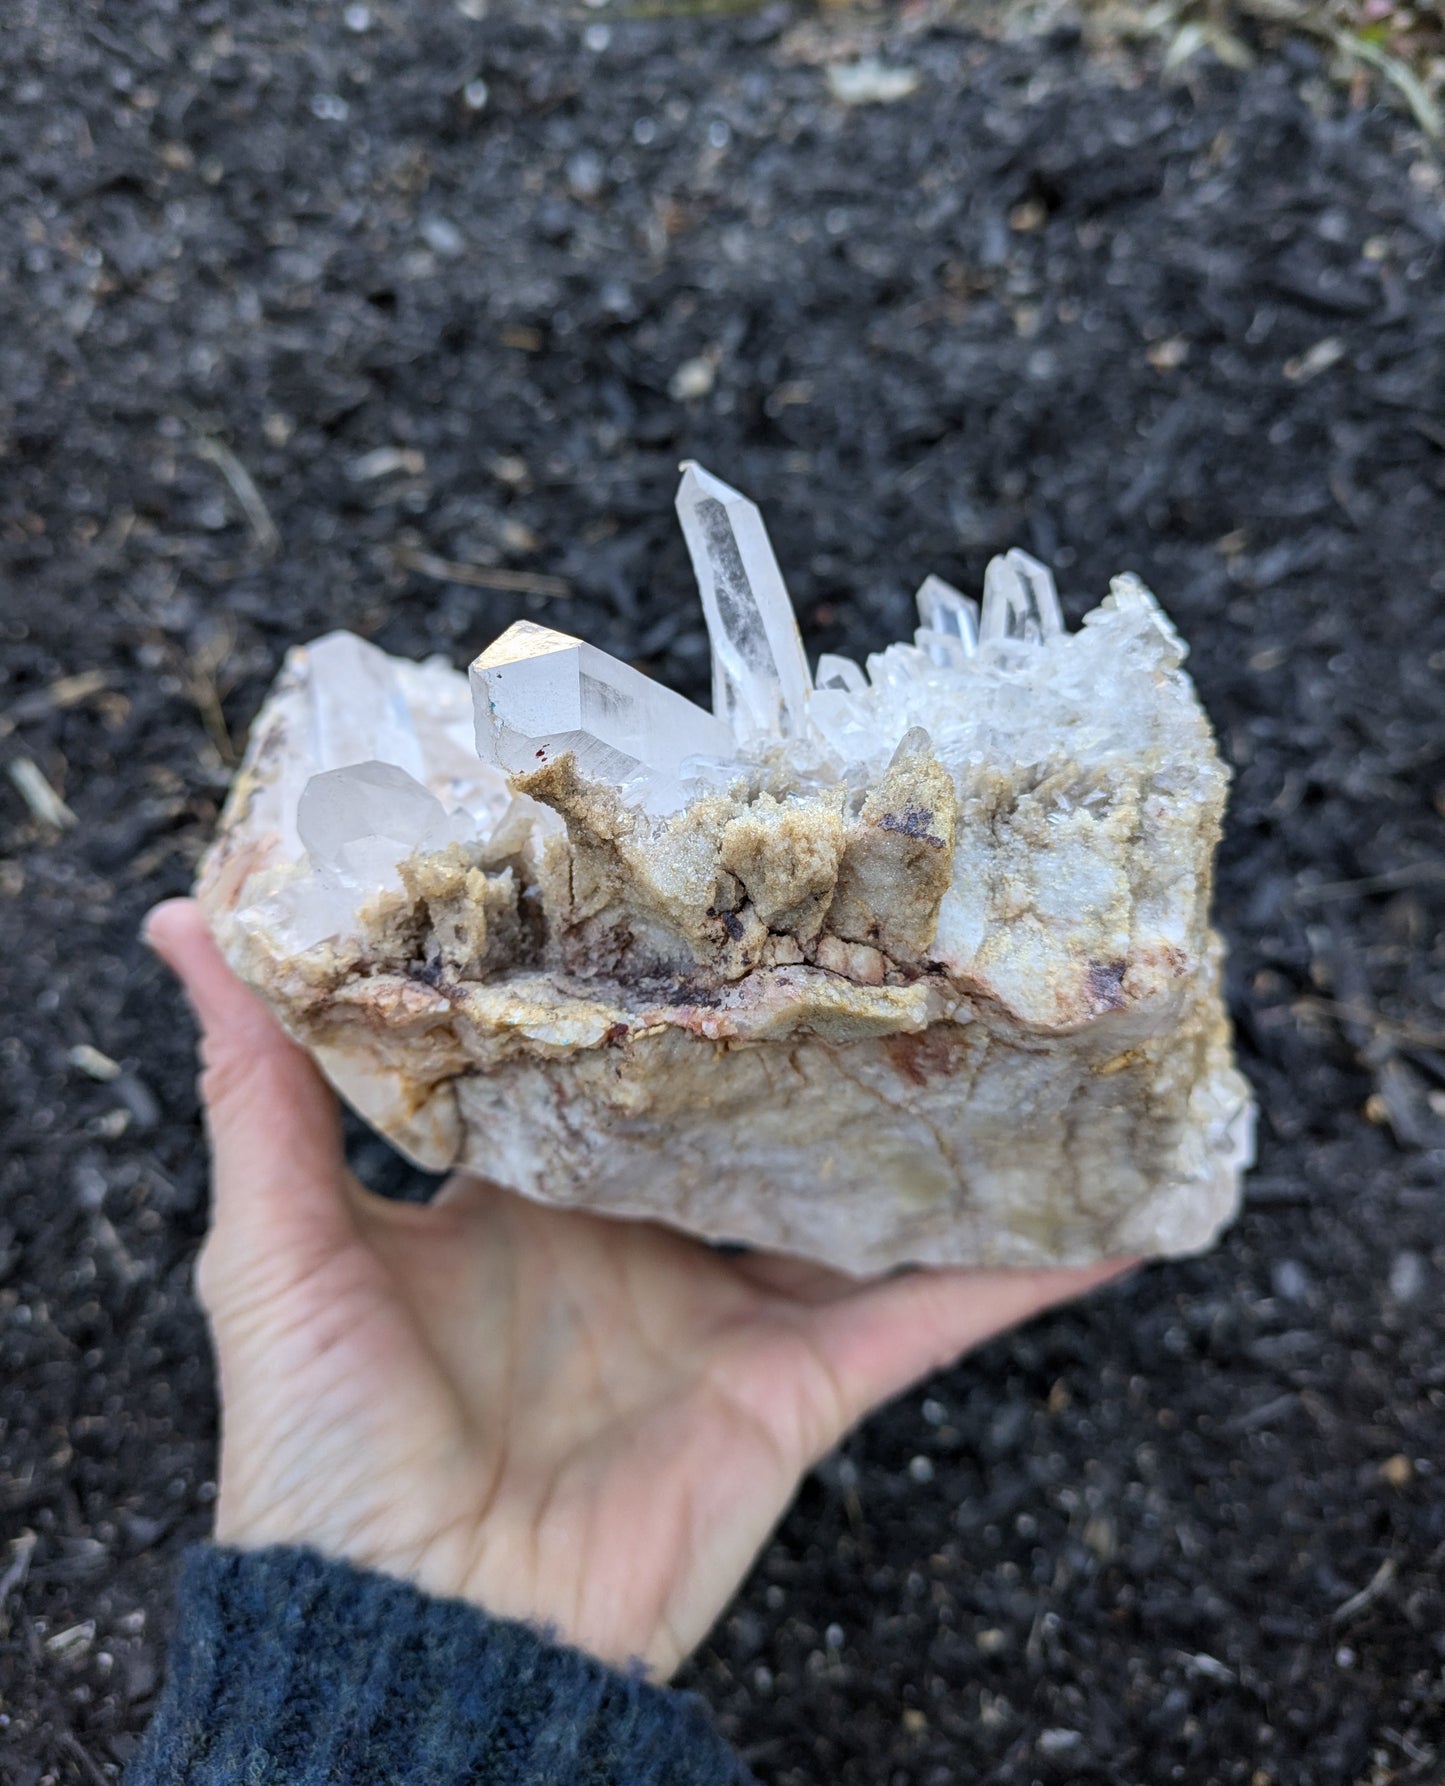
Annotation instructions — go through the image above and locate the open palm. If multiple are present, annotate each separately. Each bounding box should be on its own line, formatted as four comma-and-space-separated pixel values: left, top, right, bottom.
148, 899, 1129, 1677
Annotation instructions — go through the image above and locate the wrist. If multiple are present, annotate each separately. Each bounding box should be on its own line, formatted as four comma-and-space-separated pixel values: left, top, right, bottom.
131, 1545, 756, 1785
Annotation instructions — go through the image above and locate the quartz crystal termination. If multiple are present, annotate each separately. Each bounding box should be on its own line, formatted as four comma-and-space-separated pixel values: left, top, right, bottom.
471, 619, 733, 785
914, 574, 979, 669
196, 464, 1254, 1276
980, 549, 1065, 644
676, 461, 814, 745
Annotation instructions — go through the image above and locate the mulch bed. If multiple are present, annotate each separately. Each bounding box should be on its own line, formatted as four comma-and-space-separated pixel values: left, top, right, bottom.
2, 6, 1443, 1782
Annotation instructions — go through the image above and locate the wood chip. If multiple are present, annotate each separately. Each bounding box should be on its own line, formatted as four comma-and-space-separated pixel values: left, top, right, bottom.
45, 1619, 97, 1660
7, 757, 77, 830
68, 1044, 121, 1082
348, 445, 427, 481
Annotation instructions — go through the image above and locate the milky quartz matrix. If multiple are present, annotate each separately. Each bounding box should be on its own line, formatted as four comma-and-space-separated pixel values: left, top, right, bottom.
197, 464, 1255, 1274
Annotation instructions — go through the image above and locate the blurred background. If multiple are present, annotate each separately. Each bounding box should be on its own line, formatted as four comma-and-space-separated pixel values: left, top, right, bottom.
1, 3, 1443, 1781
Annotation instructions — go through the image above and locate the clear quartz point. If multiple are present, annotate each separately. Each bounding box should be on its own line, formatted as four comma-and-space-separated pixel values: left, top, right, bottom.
470, 619, 734, 784
889, 724, 934, 767
914, 626, 971, 671
814, 652, 867, 693
1105, 572, 1178, 644
914, 574, 979, 656
297, 759, 452, 879
980, 549, 1064, 645
864, 642, 931, 694
306, 633, 428, 781
1106, 572, 1160, 613
675, 461, 813, 744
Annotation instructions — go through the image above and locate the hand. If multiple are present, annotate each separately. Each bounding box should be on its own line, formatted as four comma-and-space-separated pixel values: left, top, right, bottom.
146, 897, 1132, 1678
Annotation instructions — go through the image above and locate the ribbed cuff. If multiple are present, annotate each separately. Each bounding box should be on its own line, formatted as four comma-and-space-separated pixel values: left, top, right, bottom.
128, 1544, 754, 1786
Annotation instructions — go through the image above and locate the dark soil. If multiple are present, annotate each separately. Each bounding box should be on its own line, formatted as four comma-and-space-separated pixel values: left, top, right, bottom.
3, 5, 1444, 1782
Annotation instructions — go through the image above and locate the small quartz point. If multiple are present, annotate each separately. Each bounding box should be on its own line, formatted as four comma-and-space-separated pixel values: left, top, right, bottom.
979, 549, 1064, 645
1105, 573, 1156, 612
676, 461, 813, 744
889, 724, 934, 767
1105, 572, 1178, 644
864, 642, 932, 694
297, 759, 452, 881
307, 632, 428, 781
915, 575, 979, 656
470, 618, 733, 784
815, 653, 867, 693
915, 626, 971, 671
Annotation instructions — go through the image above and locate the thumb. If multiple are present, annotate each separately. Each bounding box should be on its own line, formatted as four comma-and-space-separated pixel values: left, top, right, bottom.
803, 1258, 1136, 1447
144, 898, 354, 1267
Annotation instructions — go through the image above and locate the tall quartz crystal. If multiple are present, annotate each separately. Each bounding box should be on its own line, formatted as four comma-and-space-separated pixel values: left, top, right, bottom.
195, 461, 1254, 1276
675, 461, 813, 744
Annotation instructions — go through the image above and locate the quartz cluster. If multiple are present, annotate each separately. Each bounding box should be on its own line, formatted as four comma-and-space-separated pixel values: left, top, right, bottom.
198, 463, 1254, 1274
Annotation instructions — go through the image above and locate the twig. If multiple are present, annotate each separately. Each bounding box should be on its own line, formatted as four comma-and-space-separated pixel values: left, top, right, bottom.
187, 630, 239, 766
1291, 995, 1445, 1052
193, 435, 280, 557
1330, 1555, 1396, 1627
190, 674, 237, 765
7, 756, 77, 830
0, 670, 110, 739
1293, 861, 1445, 902
389, 543, 572, 600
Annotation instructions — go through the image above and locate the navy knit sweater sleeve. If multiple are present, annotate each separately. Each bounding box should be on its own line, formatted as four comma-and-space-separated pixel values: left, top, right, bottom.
128, 1545, 756, 1786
